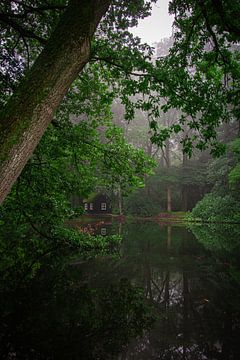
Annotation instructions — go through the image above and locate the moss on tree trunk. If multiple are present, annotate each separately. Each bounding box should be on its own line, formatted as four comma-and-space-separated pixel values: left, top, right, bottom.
0, 0, 111, 204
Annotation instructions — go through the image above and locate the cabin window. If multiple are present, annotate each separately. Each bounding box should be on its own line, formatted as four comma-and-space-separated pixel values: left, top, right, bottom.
89, 203, 93, 210
101, 227, 107, 236
84, 203, 88, 210
101, 202, 107, 211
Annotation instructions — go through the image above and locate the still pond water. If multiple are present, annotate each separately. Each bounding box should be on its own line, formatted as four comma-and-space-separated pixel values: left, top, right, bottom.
1, 220, 240, 359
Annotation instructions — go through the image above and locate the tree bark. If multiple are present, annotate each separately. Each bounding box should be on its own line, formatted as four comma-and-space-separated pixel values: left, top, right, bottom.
165, 138, 172, 212
167, 185, 172, 212
0, 0, 111, 204
181, 152, 188, 211
118, 185, 123, 215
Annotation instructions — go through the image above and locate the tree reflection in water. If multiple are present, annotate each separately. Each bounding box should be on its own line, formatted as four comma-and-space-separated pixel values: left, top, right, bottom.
0, 260, 155, 359
1, 222, 240, 359
120, 223, 240, 360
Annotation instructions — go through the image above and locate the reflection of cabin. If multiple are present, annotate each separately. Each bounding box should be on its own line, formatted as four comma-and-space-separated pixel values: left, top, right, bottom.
83, 194, 111, 214
96, 225, 112, 236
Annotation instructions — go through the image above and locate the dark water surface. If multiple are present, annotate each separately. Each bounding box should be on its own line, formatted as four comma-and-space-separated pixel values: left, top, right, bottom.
1, 221, 240, 359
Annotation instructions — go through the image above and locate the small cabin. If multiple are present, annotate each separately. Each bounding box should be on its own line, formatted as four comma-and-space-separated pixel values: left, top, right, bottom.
83, 193, 111, 214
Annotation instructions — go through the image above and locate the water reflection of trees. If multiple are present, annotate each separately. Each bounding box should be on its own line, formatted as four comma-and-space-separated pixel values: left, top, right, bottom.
0, 260, 155, 360
120, 223, 240, 360
1, 222, 240, 359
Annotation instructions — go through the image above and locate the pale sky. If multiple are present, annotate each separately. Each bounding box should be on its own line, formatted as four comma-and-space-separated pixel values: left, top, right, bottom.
131, 0, 174, 45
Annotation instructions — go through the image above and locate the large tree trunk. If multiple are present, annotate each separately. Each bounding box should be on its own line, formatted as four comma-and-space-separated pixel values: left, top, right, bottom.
165, 138, 172, 212
0, 0, 111, 204
181, 152, 188, 211
118, 186, 123, 216
166, 185, 172, 212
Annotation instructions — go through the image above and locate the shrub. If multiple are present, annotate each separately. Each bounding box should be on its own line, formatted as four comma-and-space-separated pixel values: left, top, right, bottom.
191, 194, 240, 223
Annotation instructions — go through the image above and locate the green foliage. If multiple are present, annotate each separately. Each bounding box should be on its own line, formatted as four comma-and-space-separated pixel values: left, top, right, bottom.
228, 137, 240, 188
0, 109, 154, 278
1, 0, 240, 164
0, 216, 122, 288
190, 136, 240, 223
0, 1, 160, 281
231, 137, 240, 154
102, 125, 156, 194
207, 154, 232, 194
191, 194, 240, 223
229, 163, 240, 187
0, 49, 157, 280
123, 189, 160, 216
146, 0, 240, 154
0, 0, 156, 104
